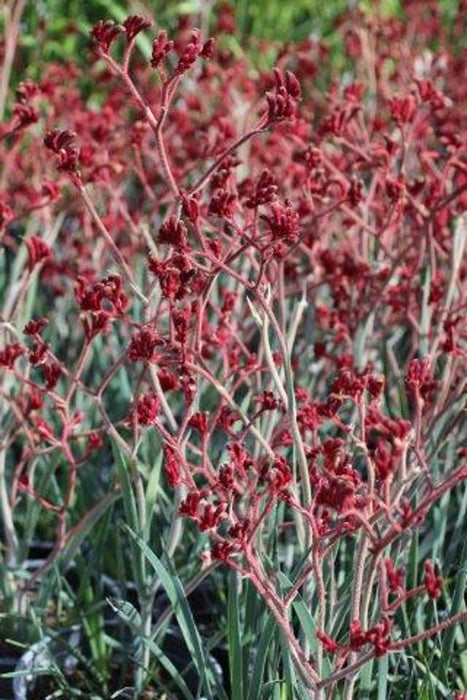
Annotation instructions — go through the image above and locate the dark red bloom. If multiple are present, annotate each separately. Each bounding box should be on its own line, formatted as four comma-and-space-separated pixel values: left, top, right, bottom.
212, 541, 234, 561
245, 170, 278, 209
265, 69, 301, 122
227, 443, 254, 476
255, 390, 281, 411
216, 406, 240, 432
316, 631, 340, 654
83, 312, 111, 341
158, 369, 179, 392
76, 275, 128, 315
347, 179, 363, 207
0, 343, 24, 369
209, 189, 236, 218
159, 216, 187, 247
42, 362, 61, 390
179, 491, 202, 518
164, 446, 182, 487
200, 38, 216, 59
0, 198, 13, 230
262, 202, 299, 244
406, 357, 435, 400
87, 432, 104, 450
151, 31, 174, 69
218, 464, 235, 492
385, 558, 405, 593
350, 618, 392, 657
424, 561, 443, 600
189, 412, 209, 437
24, 318, 48, 336
122, 15, 152, 42
175, 30, 205, 74
172, 306, 191, 346
390, 94, 416, 124
44, 130, 80, 173
268, 456, 292, 494
29, 341, 48, 366
90, 20, 123, 53
128, 327, 161, 362
12, 104, 39, 131
134, 393, 160, 425
26, 236, 52, 271
199, 503, 223, 531
16, 79, 39, 103
181, 191, 200, 223
180, 368, 197, 405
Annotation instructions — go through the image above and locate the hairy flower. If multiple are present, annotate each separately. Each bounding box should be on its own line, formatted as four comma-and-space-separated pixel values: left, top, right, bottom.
262, 201, 300, 245
424, 561, 443, 600
133, 393, 160, 425
42, 362, 61, 390
90, 20, 123, 53
122, 15, 152, 43
316, 631, 340, 654
128, 327, 161, 363
24, 318, 48, 336
158, 216, 187, 247
245, 170, 278, 208
164, 446, 182, 487
0, 343, 24, 368
385, 558, 405, 593
44, 129, 80, 173
265, 69, 301, 122
151, 31, 174, 69
26, 236, 52, 271
188, 411, 209, 436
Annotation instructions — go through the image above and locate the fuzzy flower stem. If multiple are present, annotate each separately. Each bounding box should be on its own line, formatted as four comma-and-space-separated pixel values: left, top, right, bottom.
79, 185, 148, 304
101, 51, 181, 200
188, 118, 268, 195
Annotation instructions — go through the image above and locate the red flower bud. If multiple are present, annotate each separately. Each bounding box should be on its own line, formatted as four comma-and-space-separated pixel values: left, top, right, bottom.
122, 15, 152, 43
90, 20, 123, 53
424, 561, 443, 600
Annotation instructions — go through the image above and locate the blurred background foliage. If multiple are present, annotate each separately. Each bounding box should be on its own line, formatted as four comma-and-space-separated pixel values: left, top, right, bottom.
2, 0, 463, 85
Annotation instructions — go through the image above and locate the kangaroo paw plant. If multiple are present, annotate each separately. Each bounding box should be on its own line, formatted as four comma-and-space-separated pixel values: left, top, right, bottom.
0, 2, 466, 698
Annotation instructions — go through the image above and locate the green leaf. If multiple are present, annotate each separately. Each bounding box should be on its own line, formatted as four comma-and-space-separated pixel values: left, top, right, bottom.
377, 654, 388, 700
145, 636, 195, 700
110, 439, 146, 588
60, 492, 119, 569
359, 656, 374, 698
0, 667, 58, 679
441, 539, 467, 671
107, 596, 142, 630
227, 571, 244, 700
145, 449, 163, 537
107, 597, 195, 700
276, 571, 332, 676
278, 633, 296, 695
110, 440, 139, 533
247, 615, 275, 700
123, 524, 213, 697
413, 657, 451, 696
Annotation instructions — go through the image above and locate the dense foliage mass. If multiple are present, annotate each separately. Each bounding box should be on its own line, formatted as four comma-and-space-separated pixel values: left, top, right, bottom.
0, 1, 466, 698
